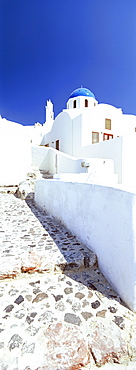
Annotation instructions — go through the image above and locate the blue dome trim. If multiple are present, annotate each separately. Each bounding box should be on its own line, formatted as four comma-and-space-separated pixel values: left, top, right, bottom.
69, 87, 95, 99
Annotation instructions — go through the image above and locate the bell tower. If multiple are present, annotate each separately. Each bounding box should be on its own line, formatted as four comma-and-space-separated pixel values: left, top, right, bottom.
45, 100, 54, 123
66, 87, 98, 110
43, 100, 54, 131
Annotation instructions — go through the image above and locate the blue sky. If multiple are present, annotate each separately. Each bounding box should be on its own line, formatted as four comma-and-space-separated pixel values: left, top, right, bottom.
0, 0, 136, 125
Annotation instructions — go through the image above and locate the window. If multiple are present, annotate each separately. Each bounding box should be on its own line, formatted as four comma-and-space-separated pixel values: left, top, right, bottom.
92, 132, 99, 144
56, 140, 59, 150
135, 128, 136, 132
73, 100, 76, 108
105, 118, 111, 130
85, 99, 88, 107
103, 133, 113, 141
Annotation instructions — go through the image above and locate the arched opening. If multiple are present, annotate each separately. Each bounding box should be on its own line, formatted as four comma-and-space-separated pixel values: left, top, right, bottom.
73, 100, 76, 108
85, 99, 88, 107
56, 140, 60, 150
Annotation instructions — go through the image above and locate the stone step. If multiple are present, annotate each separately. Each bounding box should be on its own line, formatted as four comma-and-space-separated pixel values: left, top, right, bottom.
39, 169, 53, 179
26, 169, 53, 180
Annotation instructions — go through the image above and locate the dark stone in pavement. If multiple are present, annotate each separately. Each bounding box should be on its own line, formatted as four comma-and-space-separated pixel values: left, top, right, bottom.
81, 311, 93, 320
113, 316, 125, 330
4, 304, 14, 313
64, 313, 81, 326
26, 312, 37, 324
108, 306, 117, 313
53, 294, 63, 302
75, 292, 85, 300
32, 292, 48, 303
91, 300, 100, 309
14, 295, 24, 305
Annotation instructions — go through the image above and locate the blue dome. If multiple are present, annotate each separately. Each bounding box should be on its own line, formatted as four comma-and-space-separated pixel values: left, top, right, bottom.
69, 87, 95, 99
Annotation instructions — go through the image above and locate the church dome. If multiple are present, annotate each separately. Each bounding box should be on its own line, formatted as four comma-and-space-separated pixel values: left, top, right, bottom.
69, 87, 95, 99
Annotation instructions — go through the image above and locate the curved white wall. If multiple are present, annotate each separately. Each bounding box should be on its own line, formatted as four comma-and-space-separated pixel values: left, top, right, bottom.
41, 112, 73, 155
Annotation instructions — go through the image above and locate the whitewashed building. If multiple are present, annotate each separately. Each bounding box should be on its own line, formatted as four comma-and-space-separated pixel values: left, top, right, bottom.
41, 87, 136, 157
34, 88, 136, 312
1, 87, 136, 186
31, 87, 136, 187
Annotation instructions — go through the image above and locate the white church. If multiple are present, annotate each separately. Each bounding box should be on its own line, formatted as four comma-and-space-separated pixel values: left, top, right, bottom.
1, 86, 136, 187
41, 87, 136, 153
1, 87, 136, 312
32, 86, 136, 188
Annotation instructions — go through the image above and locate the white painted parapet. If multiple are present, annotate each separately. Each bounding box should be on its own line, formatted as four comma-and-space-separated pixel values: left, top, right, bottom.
35, 179, 136, 312
53, 158, 118, 185
31, 146, 79, 174
32, 146, 118, 185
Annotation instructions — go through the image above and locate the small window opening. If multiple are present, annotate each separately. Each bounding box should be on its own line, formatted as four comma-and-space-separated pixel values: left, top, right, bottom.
135, 128, 136, 132
85, 99, 88, 107
92, 132, 99, 144
105, 118, 111, 130
73, 100, 76, 108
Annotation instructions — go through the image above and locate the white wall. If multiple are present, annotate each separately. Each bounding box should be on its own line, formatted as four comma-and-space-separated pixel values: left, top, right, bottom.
73, 136, 123, 183
41, 112, 73, 155
32, 133, 136, 187
31, 146, 50, 171
31, 145, 117, 184
49, 149, 78, 174
0, 119, 31, 186
53, 158, 118, 186
40, 102, 136, 185
35, 179, 136, 312
42, 104, 123, 155
42, 102, 134, 157
122, 134, 136, 186
32, 145, 83, 174
25, 124, 43, 145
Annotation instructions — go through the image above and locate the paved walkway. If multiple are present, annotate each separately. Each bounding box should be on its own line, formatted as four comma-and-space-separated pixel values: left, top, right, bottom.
0, 190, 136, 369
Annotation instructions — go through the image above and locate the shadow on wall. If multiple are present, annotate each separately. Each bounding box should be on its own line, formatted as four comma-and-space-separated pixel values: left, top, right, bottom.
24, 192, 127, 310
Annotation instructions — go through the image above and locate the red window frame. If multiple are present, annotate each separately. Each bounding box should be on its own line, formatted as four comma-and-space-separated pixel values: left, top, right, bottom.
103, 133, 113, 141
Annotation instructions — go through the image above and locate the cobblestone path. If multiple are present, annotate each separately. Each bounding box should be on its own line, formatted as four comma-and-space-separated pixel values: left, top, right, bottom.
0, 191, 136, 369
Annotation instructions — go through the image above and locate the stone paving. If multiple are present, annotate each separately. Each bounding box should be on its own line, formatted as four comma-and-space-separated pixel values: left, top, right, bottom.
0, 189, 136, 369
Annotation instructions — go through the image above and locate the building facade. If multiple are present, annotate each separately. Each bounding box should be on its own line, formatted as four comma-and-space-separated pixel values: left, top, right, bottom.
41, 87, 136, 157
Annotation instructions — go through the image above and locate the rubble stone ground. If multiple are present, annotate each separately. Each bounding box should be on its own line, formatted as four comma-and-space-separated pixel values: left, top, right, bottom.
0, 177, 136, 369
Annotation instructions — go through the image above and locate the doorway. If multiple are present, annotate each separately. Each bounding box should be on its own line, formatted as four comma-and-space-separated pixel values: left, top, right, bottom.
56, 140, 60, 150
